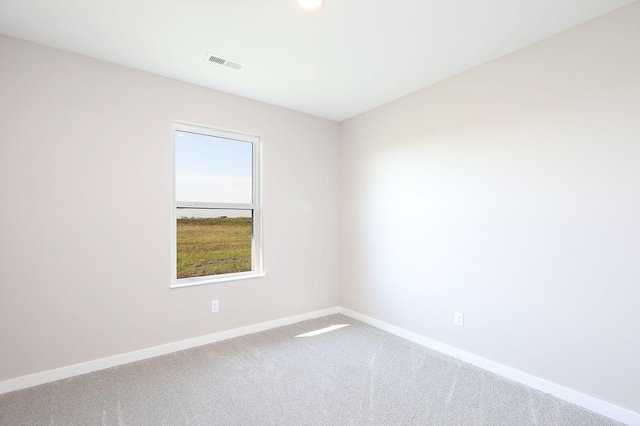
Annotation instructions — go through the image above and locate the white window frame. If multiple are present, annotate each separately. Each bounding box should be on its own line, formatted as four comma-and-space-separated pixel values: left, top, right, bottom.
170, 121, 264, 288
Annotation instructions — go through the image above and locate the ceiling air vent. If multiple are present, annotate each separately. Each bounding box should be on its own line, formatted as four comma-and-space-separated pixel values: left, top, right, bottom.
205, 53, 244, 71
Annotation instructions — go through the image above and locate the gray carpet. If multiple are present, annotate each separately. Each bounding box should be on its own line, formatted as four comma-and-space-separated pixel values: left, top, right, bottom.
0, 314, 624, 425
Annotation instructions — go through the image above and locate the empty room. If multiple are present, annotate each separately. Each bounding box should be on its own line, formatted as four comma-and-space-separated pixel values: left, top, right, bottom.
1, 0, 639, 425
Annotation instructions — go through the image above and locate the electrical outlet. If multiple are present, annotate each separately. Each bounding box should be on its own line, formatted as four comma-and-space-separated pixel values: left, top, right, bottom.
211, 300, 219, 313
454, 311, 464, 327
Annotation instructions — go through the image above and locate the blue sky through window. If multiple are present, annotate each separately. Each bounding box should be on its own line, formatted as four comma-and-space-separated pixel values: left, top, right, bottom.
175, 130, 253, 204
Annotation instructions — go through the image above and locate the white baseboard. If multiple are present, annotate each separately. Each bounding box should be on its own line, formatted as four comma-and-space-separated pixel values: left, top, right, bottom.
2, 305, 637, 425
338, 307, 640, 426
0, 306, 340, 395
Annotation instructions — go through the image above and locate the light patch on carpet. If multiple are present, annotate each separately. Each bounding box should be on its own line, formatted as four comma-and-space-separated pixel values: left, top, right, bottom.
295, 324, 349, 338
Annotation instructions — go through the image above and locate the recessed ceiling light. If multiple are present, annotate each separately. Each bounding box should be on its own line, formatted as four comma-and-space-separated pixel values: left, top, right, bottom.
296, 0, 324, 10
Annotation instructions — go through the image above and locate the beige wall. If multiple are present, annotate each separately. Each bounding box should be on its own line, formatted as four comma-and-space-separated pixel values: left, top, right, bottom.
340, 3, 640, 414
0, 36, 341, 381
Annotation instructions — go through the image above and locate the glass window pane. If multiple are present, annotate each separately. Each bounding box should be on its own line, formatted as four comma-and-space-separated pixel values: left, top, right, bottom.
175, 131, 253, 204
176, 208, 253, 279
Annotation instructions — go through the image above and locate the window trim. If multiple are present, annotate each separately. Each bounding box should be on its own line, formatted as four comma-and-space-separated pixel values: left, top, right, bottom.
170, 121, 264, 288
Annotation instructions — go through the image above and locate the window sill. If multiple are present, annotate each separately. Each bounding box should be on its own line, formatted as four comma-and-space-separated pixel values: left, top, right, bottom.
171, 271, 265, 289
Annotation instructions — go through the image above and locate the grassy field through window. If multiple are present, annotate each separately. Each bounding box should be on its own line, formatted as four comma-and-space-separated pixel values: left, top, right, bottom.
176, 217, 252, 278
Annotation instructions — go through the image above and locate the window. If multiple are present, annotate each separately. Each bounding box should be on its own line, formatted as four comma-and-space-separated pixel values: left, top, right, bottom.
171, 122, 263, 288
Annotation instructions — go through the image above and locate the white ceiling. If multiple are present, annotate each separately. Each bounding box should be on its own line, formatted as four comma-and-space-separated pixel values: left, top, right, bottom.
0, 0, 636, 121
